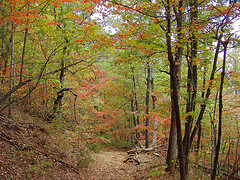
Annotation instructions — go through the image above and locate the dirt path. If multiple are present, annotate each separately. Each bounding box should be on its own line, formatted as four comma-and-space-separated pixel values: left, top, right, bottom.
0, 114, 171, 180
83, 147, 166, 180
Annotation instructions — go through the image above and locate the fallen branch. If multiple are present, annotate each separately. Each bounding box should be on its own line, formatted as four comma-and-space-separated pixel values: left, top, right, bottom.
123, 153, 140, 165
0, 79, 31, 106
123, 156, 140, 164
135, 137, 144, 148
152, 152, 162, 158
127, 147, 157, 155
124, 147, 160, 165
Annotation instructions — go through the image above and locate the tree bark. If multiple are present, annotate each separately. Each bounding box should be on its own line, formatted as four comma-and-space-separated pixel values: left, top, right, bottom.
131, 67, 137, 128
165, 0, 178, 174
145, 61, 151, 148
8, 23, 14, 117
0, 79, 31, 106
20, 25, 28, 83
183, 0, 198, 174
166, 109, 177, 173
165, 0, 186, 179
190, 38, 222, 147
130, 92, 136, 126
196, 67, 206, 154
151, 77, 158, 146
51, 38, 68, 119
212, 40, 228, 180
131, 67, 140, 140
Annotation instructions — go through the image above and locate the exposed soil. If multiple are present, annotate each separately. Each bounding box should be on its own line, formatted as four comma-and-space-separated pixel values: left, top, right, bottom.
0, 112, 176, 180
83, 147, 165, 180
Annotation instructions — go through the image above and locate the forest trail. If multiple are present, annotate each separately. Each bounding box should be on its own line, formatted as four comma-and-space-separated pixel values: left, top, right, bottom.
83, 147, 172, 180
0, 113, 175, 180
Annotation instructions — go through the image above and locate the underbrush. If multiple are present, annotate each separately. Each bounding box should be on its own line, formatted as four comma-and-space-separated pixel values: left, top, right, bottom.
110, 137, 133, 149
0, 109, 101, 179
97, 133, 134, 149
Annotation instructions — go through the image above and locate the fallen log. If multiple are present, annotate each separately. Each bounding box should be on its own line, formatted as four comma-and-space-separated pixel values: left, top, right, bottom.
123, 155, 140, 165
152, 152, 162, 158
124, 147, 161, 165
127, 147, 157, 155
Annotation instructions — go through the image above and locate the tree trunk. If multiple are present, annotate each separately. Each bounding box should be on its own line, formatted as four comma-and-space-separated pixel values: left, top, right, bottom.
130, 92, 136, 127
131, 67, 137, 127
9, 24, 14, 117
196, 67, 206, 154
166, 109, 178, 173
165, 0, 186, 178
145, 61, 151, 148
183, 0, 198, 174
0, 3, 9, 87
190, 38, 222, 147
151, 77, 158, 146
51, 48, 66, 118
135, 87, 140, 126
20, 25, 28, 83
165, 0, 179, 174
212, 40, 228, 180
170, 62, 186, 180
196, 123, 201, 154
131, 67, 140, 139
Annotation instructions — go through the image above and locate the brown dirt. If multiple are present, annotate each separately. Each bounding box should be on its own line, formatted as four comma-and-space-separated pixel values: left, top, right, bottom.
0, 112, 177, 180
83, 147, 176, 180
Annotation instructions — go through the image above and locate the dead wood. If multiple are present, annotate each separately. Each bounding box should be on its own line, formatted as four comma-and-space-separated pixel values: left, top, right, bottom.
124, 147, 160, 165
135, 137, 144, 148
123, 155, 140, 165
152, 152, 162, 158
127, 147, 157, 155
0, 79, 31, 106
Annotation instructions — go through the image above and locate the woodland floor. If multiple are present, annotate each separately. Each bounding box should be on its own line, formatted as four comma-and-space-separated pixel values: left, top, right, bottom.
84, 146, 174, 180
0, 111, 201, 180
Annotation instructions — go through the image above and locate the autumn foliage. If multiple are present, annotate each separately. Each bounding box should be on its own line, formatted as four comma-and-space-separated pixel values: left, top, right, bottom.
1, 0, 240, 179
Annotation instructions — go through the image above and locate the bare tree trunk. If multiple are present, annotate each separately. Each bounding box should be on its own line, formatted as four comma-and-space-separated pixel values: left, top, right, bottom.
145, 61, 151, 148
9, 24, 14, 117
210, 91, 218, 173
196, 123, 202, 153
20, 24, 28, 83
190, 38, 221, 147
1, 25, 6, 86
130, 92, 136, 126
134, 84, 140, 126
0, 3, 9, 87
131, 67, 140, 140
196, 67, 206, 155
165, 0, 178, 174
165, 0, 186, 178
212, 40, 228, 180
131, 67, 137, 128
51, 47, 66, 119
166, 109, 177, 173
183, 0, 198, 174
151, 77, 158, 146
49, 8, 69, 119
170, 62, 186, 179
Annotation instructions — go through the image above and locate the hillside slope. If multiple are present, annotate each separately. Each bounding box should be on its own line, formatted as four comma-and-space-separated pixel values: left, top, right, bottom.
0, 112, 84, 179
0, 112, 175, 180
